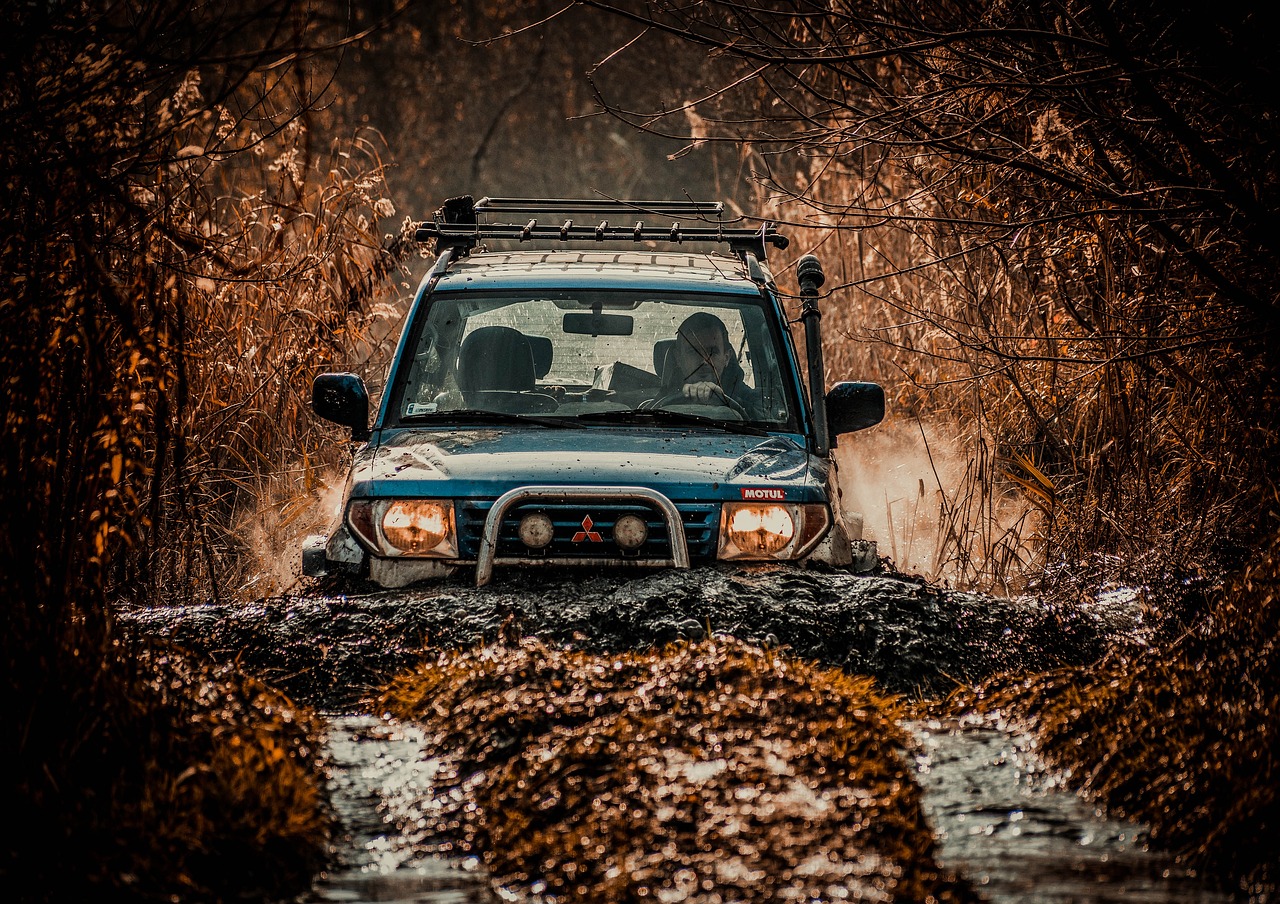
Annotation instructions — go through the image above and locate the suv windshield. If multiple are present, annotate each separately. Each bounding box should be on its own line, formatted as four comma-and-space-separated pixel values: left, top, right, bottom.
392, 289, 800, 431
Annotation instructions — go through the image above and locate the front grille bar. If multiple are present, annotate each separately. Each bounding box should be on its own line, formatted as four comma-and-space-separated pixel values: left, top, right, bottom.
476, 485, 691, 587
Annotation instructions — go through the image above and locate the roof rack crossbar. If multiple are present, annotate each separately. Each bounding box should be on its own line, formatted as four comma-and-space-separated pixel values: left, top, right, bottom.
475, 197, 726, 219
416, 221, 786, 248
414, 195, 789, 261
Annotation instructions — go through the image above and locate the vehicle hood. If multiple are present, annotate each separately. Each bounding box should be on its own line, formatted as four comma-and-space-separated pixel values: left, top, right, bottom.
349, 426, 828, 503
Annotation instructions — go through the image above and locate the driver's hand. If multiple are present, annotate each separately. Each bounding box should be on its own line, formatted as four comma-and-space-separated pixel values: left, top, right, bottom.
683, 381, 723, 403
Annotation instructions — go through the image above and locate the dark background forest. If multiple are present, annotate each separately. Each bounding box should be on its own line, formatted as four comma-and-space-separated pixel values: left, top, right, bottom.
2, 0, 1277, 899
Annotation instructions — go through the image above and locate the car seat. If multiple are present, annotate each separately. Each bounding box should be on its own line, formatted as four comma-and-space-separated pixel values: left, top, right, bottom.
456, 326, 536, 403
526, 334, 554, 379
653, 338, 675, 377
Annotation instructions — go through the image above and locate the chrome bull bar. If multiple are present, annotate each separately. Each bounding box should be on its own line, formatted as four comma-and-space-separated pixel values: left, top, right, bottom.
475, 485, 691, 587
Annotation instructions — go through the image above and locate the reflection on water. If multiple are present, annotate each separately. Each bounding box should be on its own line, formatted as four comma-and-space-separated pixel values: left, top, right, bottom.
307, 715, 495, 904
308, 716, 1236, 903
912, 722, 1236, 903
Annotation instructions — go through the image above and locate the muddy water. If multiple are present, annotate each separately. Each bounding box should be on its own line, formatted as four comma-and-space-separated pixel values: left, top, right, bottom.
308, 715, 496, 903
123, 565, 1233, 902
303, 715, 1233, 903
913, 724, 1232, 903
123, 566, 1117, 709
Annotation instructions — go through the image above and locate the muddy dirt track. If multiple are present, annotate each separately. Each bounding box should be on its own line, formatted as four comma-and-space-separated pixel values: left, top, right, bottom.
121, 562, 1239, 903
123, 563, 1129, 711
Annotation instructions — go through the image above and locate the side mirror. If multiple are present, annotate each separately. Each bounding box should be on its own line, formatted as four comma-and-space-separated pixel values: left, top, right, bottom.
312, 373, 370, 440
826, 381, 885, 445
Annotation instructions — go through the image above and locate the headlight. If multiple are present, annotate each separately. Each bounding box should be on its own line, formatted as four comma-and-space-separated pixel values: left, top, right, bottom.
726, 504, 795, 554
383, 500, 451, 552
717, 502, 831, 561
347, 499, 458, 558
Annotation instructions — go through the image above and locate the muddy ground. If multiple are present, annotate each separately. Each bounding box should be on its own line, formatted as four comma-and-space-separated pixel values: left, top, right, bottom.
119, 560, 1239, 903
122, 562, 1147, 712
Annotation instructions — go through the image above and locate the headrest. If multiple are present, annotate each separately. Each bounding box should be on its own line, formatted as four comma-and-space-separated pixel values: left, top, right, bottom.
457, 326, 535, 397
653, 338, 675, 376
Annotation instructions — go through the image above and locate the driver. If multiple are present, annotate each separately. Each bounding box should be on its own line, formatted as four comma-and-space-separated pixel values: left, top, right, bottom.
666, 312, 755, 412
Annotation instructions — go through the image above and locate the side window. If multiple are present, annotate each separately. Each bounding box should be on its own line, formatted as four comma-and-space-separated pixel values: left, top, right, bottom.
722, 314, 754, 388
742, 310, 790, 423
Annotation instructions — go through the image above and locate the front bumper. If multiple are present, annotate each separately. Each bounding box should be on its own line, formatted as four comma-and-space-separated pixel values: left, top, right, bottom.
326, 483, 834, 588
472, 485, 691, 586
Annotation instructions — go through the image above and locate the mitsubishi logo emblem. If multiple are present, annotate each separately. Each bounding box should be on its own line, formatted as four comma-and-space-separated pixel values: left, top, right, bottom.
572, 515, 603, 543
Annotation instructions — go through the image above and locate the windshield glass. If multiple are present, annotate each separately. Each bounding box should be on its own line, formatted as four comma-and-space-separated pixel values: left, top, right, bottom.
393, 289, 800, 430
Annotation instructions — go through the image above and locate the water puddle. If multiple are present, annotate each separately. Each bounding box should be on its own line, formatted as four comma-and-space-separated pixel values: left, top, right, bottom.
307, 715, 496, 903
912, 723, 1234, 903
307, 715, 1235, 903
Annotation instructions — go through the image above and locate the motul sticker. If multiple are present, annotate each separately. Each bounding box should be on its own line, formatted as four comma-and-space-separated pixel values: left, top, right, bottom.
740, 488, 786, 501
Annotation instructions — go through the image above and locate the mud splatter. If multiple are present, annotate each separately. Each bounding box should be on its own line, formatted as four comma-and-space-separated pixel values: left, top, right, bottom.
123, 564, 1109, 710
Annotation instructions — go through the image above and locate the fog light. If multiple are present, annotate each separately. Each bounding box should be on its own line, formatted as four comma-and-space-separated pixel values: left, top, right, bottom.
613, 513, 648, 550
382, 500, 450, 553
518, 512, 555, 549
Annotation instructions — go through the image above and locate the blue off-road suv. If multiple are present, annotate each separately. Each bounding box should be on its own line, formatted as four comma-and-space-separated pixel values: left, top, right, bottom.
304, 197, 884, 587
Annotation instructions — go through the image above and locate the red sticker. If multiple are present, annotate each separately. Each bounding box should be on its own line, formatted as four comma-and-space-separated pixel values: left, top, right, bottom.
740, 487, 786, 501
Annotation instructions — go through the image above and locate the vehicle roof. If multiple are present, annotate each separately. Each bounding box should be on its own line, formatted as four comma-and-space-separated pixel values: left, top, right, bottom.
433, 249, 768, 295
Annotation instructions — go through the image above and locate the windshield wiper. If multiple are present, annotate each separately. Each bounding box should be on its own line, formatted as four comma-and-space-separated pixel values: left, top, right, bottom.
400, 409, 576, 429
572, 408, 769, 436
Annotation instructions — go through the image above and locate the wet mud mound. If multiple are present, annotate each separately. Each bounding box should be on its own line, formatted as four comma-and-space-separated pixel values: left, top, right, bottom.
124, 565, 1109, 710
379, 637, 976, 903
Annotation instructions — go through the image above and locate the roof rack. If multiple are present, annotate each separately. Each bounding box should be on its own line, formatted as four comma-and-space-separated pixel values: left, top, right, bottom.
414, 195, 788, 264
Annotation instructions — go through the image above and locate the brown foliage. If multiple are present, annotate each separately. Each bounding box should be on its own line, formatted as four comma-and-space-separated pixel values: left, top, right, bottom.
1, 1, 404, 897
951, 531, 1280, 891
583, 0, 1280, 582
9, 643, 330, 901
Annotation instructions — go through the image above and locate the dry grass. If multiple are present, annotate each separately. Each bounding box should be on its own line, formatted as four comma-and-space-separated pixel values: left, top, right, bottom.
379, 638, 974, 903
947, 532, 1280, 895
833, 417, 1045, 591
123, 128, 413, 602
0, 6, 404, 899
773, 49, 1280, 590
8, 639, 331, 902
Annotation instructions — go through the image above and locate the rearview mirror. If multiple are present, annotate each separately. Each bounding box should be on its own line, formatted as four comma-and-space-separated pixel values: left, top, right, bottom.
312, 373, 370, 440
826, 381, 885, 444
563, 312, 634, 336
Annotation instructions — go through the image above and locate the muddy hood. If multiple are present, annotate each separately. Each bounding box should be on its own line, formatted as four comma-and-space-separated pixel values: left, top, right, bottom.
350, 426, 828, 503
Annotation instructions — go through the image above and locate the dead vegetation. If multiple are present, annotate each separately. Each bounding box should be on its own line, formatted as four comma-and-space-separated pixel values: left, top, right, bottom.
379, 637, 974, 902
949, 529, 1280, 894
1, 1, 408, 898
583, 0, 1280, 588
9, 641, 330, 901
4, 0, 1280, 898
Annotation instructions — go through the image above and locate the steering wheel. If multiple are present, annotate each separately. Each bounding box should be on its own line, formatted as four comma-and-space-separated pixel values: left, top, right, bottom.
650, 387, 748, 419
